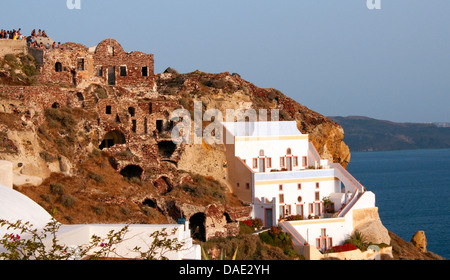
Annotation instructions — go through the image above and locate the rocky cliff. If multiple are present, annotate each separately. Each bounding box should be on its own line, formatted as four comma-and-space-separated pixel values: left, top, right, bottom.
2, 48, 441, 260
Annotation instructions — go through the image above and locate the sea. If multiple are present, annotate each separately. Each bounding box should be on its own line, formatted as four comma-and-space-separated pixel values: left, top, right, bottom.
347, 148, 450, 259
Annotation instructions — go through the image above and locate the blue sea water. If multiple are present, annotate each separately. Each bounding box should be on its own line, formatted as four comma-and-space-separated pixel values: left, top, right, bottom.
347, 149, 450, 259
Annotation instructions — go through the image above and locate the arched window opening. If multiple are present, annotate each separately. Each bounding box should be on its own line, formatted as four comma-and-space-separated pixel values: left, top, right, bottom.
99, 130, 126, 149
55, 62, 62, 72
190, 213, 206, 242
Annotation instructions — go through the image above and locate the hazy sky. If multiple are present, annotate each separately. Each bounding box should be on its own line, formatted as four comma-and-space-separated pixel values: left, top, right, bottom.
1, 0, 449, 123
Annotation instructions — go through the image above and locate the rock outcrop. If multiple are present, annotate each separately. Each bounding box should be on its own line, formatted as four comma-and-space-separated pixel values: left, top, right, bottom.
411, 230, 427, 253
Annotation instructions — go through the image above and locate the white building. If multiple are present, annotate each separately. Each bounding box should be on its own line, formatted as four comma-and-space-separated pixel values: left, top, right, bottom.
222, 121, 378, 253
0, 167, 201, 260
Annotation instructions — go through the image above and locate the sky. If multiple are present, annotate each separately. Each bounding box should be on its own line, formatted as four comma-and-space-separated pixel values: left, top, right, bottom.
1, 0, 449, 123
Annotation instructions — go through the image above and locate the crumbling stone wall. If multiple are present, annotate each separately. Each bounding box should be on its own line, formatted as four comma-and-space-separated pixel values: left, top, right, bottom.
38, 39, 155, 89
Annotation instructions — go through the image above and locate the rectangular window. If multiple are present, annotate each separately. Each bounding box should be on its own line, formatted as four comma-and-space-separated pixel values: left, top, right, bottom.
97, 66, 103, 77
315, 191, 320, 201
142, 66, 149, 77
105, 105, 112, 114
77, 58, 85, 71
316, 239, 321, 249
132, 120, 137, 133
297, 183, 302, 190
253, 158, 258, 169
296, 204, 303, 216
293, 156, 298, 166
302, 156, 308, 167
280, 206, 285, 218
279, 194, 284, 204
120, 66, 127, 77
279, 184, 283, 191
316, 182, 320, 189
280, 157, 285, 167
246, 183, 250, 189
267, 158, 272, 168
286, 205, 291, 216
321, 228, 326, 236
309, 203, 314, 215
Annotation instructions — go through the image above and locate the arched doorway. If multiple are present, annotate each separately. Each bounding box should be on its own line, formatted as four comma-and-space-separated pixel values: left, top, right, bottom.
99, 130, 126, 149
189, 212, 206, 242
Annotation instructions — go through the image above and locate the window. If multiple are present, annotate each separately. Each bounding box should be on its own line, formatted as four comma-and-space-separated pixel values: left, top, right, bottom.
285, 205, 291, 216
128, 107, 135, 117
236, 183, 240, 188
259, 149, 264, 156
280, 157, 285, 167
253, 158, 258, 169
316, 182, 320, 189
309, 203, 314, 214
297, 183, 302, 190
108, 46, 114, 56
105, 105, 112, 114
246, 183, 250, 189
302, 156, 307, 167
97, 66, 103, 77
266, 158, 272, 168
293, 156, 298, 166
315, 191, 320, 201
321, 228, 326, 236
279, 184, 283, 191
142, 66, 148, 77
132, 120, 137, 133
296, 204, 303, 216
55, 62, 62, 72
279, 194, 284, 204
77, 58, 85, 71
287, 148, 291, 155
120, 66, 127, 77
280, 206, 285, 218
297, 196, 302, 203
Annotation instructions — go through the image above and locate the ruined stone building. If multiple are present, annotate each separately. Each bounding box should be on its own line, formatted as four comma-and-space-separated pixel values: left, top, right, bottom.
2, 39, 181, 181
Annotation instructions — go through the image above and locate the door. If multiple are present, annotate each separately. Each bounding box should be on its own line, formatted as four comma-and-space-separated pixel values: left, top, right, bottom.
286, 157, 292, 171
259, 158, 265, 172
108, 66, 116, 85
265, 208, 273, 228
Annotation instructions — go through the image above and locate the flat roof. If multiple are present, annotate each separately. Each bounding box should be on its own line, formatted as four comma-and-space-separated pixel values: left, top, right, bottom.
221, 121, 302, 137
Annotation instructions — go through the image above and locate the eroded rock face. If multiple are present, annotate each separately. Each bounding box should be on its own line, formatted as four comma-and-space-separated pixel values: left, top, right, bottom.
411, 231, 427, 253
355, 219, 391, 245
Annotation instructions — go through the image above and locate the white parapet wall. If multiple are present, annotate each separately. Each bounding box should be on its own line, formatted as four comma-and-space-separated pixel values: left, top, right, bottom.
0, 160, 13, 189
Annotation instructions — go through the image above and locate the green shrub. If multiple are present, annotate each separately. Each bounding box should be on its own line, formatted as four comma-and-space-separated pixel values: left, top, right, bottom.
89, 173, 104, 183
61, 194, 77, 208
50, 183, 65, 195
93, 205, 105, 216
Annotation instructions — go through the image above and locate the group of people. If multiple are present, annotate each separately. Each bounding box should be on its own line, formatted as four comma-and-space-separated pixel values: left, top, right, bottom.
30, 29, 49, 38
0, 27, 61, 50
0, 28, 27, 40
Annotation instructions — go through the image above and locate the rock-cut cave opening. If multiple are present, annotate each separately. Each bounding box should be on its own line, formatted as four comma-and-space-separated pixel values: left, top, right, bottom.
99, 130, 126, 150
119, 165, 143, 179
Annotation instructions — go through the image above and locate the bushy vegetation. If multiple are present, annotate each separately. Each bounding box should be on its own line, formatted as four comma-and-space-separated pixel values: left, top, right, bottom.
1, 53, 39, 85
0, 219, 185, 260
201, 224, 301, 260
180, 173, 228, 203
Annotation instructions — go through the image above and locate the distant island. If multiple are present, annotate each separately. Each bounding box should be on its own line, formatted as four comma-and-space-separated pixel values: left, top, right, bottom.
329, 116, 450, 152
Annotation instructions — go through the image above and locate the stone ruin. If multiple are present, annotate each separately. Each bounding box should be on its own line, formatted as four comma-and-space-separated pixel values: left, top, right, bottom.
0, 38, 252, 240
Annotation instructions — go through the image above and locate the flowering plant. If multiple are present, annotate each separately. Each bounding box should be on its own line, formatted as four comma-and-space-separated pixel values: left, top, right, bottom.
240, 218, 262, 230
325, 242, 358, 253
